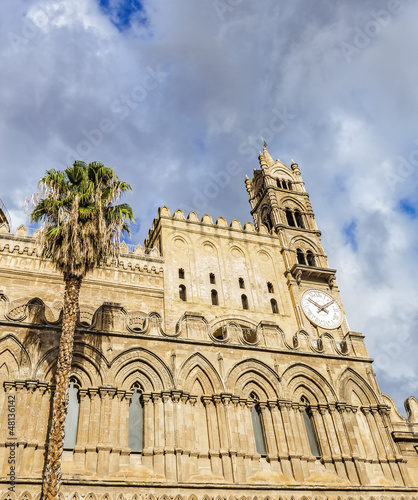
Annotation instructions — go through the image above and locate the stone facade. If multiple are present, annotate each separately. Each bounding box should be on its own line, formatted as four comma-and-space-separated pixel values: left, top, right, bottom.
0, 148, 417, 499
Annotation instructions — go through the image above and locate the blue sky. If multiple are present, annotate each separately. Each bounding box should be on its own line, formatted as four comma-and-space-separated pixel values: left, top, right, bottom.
0, 0, 417, 412
97, 0, 146, 31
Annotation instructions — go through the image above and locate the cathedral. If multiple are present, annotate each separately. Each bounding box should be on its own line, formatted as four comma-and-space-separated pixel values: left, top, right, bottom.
0, 146, 417, 499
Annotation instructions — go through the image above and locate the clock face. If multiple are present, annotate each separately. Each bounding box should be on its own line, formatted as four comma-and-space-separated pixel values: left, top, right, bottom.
301, 289, 342, 329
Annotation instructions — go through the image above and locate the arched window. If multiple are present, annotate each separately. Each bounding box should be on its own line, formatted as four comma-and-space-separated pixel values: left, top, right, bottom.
294, 210, 304, 228
239, 277, 245, 289
178, 268, 185, 279
250, 393, 267, 456
211, 289, 218, 306
296, 248, 306, 265
267, 282, 274, 293
277, 179, 282, 189
209, 273, 216, 284
306, 250, 316, 267
179, 284, 186, 301
270, 298, 278, 314
63, 378, 80, 450
285, 208, 296, 227
129, 384, 143, 453
241, 294, 249, 310
301, 397, 320, 458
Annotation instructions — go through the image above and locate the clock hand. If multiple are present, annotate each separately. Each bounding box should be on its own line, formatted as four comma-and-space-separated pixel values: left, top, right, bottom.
307, 297, 322, 309
317, 299, 335, 313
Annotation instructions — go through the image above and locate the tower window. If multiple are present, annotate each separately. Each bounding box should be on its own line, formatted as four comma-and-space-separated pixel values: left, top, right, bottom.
63, 378, 80, 450
211, 289, 218, 306
241, 294, 249, 310
209, 273, 216, 284
270, 298, 278, 314
296, 248, 307, 265
306, 250, 316, 267
301, 397, 321, 458
261, 207, 273, 231
178, 268, 185, 279
129, 384, 144, 453
179, 285, 187, 301
294, 209, 304, 228
267, 282, 274, 293
285, 208, 296, 227
239, 278, 245, 289
250, 393, 267, 456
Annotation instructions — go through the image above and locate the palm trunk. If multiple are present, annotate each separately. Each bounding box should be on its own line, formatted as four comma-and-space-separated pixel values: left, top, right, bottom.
42, 274, 82, 499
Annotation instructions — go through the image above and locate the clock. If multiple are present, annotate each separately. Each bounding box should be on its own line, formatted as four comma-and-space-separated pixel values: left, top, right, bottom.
300, 289, 342, 329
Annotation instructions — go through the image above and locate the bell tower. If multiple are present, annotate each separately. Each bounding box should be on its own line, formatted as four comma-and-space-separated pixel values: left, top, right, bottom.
246, 143, 344, 334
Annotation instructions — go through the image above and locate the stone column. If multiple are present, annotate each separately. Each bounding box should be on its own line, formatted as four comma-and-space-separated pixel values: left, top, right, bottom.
292, 403, 311, 478
141, 393, 153, 469
270, 402, 293, 479
279, 401, 303, 481
344, 406, 369, 485
172, 391, 183, 482
15, 380, 27, 459
235, 399, 250, 481
221, 394, 236, 483
202, 396, 222, 477
1, 382, 16, 477
162, 391, 176, 481
20, 380, 39, 476
378, 405, 407, 485
109, 390, 124, 475
73, 389, 89, 470
312, 405, 333, 473
187, 395, 198, 479
259, 402, 280, 472
320, 405, 347, 478
214, 394, 233, 482
333, 403, 359, 483
363, 407, 392, 481
152, 393, 165, 476
32, 383, 51, 473
85, 388, 99, 473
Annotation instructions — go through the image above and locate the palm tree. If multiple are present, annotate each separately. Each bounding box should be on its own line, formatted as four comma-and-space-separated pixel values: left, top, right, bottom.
29, 161, 134, 499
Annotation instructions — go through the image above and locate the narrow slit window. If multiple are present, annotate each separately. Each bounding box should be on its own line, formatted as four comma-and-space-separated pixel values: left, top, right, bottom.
239, 278, 245, 289
301, 397, 320, 458
241, 294, 249, 310
267, 282, 274, 293
211, 289, 218, 306
250, 393, 267, 456
209, 273, 216, 284
63, 378, 80, 450
129, 385, 144, 453
178, 268, 185, 279
270, 298, 278, 314
297, 248, 306, 265
179, 284, 187, 301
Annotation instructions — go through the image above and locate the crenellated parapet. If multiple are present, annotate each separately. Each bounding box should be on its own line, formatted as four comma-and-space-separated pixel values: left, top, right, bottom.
144, 206, 276, 250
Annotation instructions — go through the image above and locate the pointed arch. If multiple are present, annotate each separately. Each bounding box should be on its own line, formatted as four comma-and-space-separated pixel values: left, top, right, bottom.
338, 367, 380, 405
280, 196, 306, 212
226, 359, 280, 400
34, 343, 107, 386
111, 347, 174, 392
281, 363, 337, 404
289, 235, 320, 253
178, 353, 224, 394
0, 334, 32, 378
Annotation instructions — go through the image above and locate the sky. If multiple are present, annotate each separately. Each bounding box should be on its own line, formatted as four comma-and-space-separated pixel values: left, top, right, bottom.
1, 0, 417, 413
